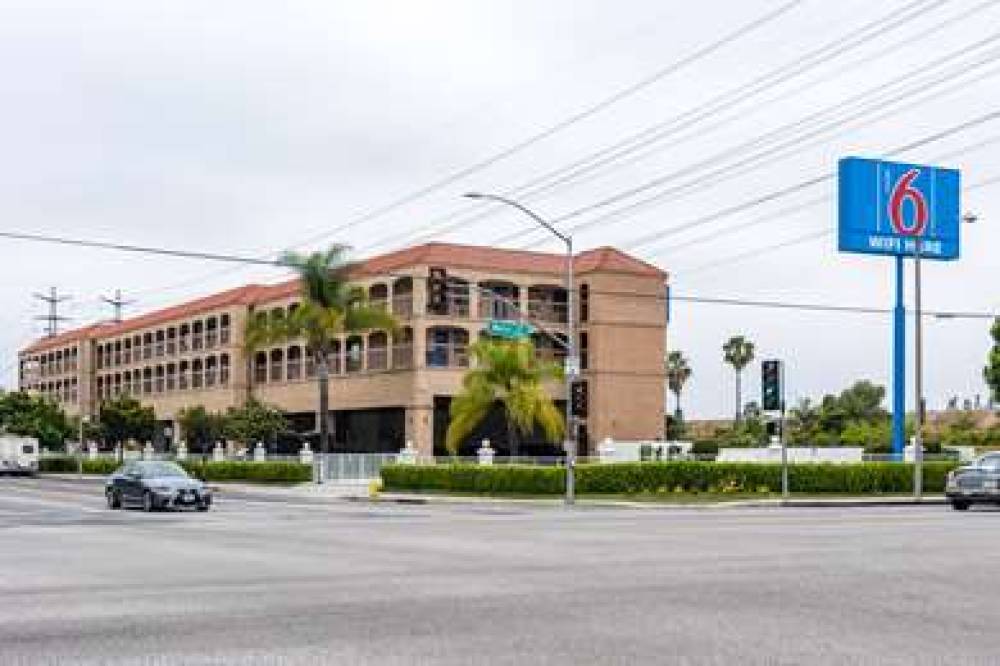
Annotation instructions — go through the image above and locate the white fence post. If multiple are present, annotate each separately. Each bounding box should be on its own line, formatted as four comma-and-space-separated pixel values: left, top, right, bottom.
299, 442, 314, 465
477, 439, 495, 466
598, 437, 616, 463
253, 442, 267, 462
398, 440, 417, 465
176, 441, 188, 461
212, 441, 225, 462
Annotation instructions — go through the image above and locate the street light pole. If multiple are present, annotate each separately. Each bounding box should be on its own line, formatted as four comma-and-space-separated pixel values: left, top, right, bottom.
464, 193, 577, 505
913, 211, 977, 500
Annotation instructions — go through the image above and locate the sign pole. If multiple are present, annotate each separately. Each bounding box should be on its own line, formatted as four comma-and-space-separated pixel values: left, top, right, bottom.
892, 255, 906, 459
913, 239, 924, 499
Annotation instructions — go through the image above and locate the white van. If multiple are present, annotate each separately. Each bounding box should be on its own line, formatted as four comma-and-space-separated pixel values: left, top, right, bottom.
0, 436, 40, 475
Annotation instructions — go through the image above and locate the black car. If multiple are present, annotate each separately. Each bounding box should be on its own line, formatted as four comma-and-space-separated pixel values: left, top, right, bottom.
106, 461, 212, 512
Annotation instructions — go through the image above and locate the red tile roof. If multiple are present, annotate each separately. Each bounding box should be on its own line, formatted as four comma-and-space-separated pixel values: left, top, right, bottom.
22, 243, 665, 354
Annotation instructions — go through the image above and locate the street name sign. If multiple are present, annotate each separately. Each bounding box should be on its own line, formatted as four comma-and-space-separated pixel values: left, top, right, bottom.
838, 157, 961, 260
488, 319, 535, 339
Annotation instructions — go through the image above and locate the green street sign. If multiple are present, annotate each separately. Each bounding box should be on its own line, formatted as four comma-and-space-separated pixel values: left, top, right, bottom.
488, 319, 535, 339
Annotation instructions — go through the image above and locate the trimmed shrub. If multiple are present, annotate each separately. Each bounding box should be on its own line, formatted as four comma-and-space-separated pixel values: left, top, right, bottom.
179, 460, 312, 483
380, 461, 960, 495
38, 456, 119, 475
39, 457, 311, 483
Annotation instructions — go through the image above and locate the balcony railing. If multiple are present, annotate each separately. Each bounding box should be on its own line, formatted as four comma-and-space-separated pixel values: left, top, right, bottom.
478, 297, 520, 320
367, 348, 388, 371
392, 345, 413, 370
392, 295, 413, 319
426, 343, 469, 369
527, 299, 568, 323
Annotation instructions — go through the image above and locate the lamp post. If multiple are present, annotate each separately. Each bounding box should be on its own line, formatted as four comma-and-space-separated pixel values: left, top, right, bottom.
913, 211, 977, 499
464, 192, 577, 505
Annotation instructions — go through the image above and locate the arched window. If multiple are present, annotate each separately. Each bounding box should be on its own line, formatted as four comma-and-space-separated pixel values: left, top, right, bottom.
142, 367, 153, 394
367, 331, 388, 371
205, 356, 217, 387
478, 280, 520, 319
345, 336, 364, 373
579, 283, 589, 323
179, 324, 191, 353
287, 346, 302, 381
205, 316, 218, 349
113, 340, 122, 366
178, 361, 190, 390
166, 363, 177, 391
191, 358, 204, 389
123, 370, 133, 395
426, 327, 470, 368
192, 321, 204, 351
528, 285, 568, 323
254, 352, 268, 384
220, 354, 230, 385
369, 283, 388, 311
392, 276, 413, 318
392, 327, 413, 370
113, 373, 122, 397
154, 365, 165, 393
166, 327, 177, 355
220, 313, 231, 344
142, 332, 153, 359
155, 330, 165, 358
270, 348, 284, 382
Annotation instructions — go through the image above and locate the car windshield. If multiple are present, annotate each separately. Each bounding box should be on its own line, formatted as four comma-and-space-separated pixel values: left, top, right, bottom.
141, 462, 188, 478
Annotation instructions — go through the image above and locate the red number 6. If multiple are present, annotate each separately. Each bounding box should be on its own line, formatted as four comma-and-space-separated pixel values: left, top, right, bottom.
888, 168, 928, 237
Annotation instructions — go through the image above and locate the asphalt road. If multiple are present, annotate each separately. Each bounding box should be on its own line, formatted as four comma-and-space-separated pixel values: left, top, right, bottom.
1, 476, 998, 665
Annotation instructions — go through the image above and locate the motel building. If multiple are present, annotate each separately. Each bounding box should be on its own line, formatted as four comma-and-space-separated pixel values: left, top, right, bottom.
17, 243, 667, 457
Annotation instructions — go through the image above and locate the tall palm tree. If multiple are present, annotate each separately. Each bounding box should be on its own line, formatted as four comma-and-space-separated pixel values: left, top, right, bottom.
244, 246, 397, 460
446, 338, 564, 457
665, 350, 692, 419
722, 335, 755, 424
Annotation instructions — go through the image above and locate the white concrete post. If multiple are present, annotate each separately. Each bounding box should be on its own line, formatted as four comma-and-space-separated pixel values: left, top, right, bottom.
398, 439, 417, 465
176, 441, 188, 461
142, 442, 155, 460
213, 441, 225, 462
299, 442, 314, 466
598, 437, 616, 463
87, 442, 98, 460
253, 441, 267, 462
477, 438, 495, 466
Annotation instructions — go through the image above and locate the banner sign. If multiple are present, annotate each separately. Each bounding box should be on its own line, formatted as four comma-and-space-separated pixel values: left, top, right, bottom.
838, 157, 960, 260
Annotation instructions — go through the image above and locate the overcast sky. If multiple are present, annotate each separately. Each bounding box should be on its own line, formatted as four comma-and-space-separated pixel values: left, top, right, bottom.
2, 0, 999, 418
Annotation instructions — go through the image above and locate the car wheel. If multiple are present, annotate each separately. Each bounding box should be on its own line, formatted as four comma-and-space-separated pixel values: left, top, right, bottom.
106, 490, 121, 510
951, 500, 971, 511
142, 491, 156, 512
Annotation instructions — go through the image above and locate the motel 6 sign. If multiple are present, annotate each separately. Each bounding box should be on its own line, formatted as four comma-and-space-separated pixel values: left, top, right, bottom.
838, 157, 961, 260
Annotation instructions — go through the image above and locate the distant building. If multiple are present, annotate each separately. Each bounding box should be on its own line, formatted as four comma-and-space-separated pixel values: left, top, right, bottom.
18, 242, 667, 456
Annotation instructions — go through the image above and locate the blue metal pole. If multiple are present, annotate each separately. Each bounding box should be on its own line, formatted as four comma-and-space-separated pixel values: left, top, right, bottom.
892, 255, 906, 458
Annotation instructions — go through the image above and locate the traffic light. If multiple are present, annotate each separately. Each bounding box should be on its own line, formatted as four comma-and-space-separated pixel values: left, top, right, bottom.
428, 267, 448, 314
761, 359, 783, 412
570, 380, 588, 418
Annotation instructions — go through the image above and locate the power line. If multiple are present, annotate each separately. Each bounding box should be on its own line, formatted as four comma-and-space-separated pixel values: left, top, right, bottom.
282, 0, 804, 252
366, 0, 951, 253
524, 36, 1000, 248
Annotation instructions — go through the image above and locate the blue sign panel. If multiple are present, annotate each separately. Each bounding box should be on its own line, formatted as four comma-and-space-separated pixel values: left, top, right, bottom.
838, 157, 960, 260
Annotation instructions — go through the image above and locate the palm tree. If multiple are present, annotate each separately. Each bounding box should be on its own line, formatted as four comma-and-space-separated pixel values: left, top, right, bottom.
722, 335, 755, 423
446, 338, 564, 457
244, 246, 397, 460
665, 350, 692, 420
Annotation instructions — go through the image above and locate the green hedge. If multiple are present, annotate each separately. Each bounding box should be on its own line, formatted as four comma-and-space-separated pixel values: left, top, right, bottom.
380, 461, 960, 495
179, 460, 312, 483
39, 456, 120, 475
39, 456, 311, 483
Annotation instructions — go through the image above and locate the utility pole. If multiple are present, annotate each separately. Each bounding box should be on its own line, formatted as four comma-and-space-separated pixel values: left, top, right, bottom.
33, 287, 71, 337
101, 289, 134, 323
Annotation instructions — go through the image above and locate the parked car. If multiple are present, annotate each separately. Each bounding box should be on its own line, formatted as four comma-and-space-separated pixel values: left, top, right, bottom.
106, 461, 212, 512
945, 453, 1000, 510
0, 436, 39, 475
